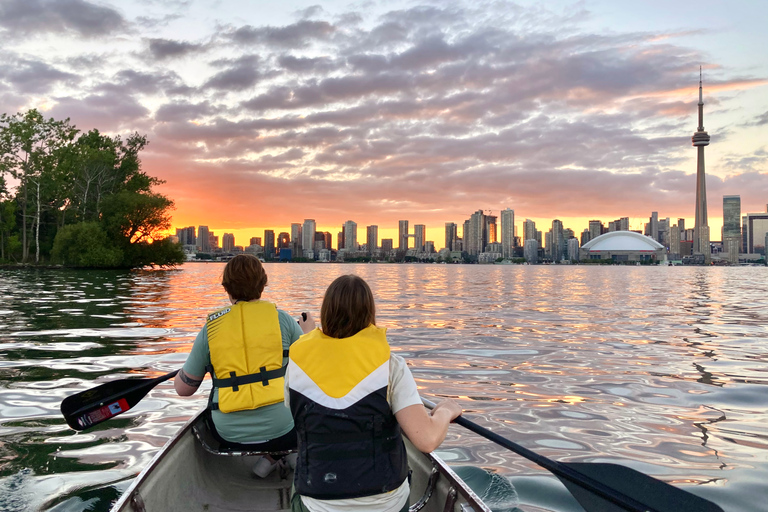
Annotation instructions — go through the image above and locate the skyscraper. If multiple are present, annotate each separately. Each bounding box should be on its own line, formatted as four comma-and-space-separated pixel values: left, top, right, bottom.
197, 225, 210, 253
277, 232, 290, 249
366, 225, 378, 254
692, 68, 711, 262
466, 210, 485, 255
485, 215, 497, 245
344, 220, 357, 251
263, 230, 275, 259
302, 219, 316, 257
523, 219, 537, 243
413, 224, 426, 251
398, 220, 409, 250
444, 222, 457, 251
291, 223, 302, 254
222, 233, 235, 252
500, 208, 515, 258
588, 220, 603, 241
551, 219, 564, 262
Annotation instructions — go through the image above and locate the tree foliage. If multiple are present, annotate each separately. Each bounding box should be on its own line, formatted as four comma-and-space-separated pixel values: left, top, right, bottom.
0, 110, 183, 268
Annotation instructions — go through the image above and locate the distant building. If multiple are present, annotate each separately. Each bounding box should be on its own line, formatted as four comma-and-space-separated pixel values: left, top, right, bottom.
291, 223, 302, 255
366, 225, 378, 254
344, 220, 357, 251
222, 233, 235, 252
524, 239, 538, 263
176, 226, 196, 245
485, 215, 497, 245
588, 220, 603, 241
250, 237, 261, 246
424, 241, 435, 253
745, 212, 768, 255
723, 195, 741, 263
466, 210, 485, 255
277, 232, 290, 249
445, 222, 458, 251
302, 219, 316, 257
500, 208, 515, 258
551, 219, 564, 262
398, 220, 409, 250
381, 238, 393, 252
567, 238, 580, 262
523, 219, 537, 243
580, 231, 665, 262
197, 225, 210, 253
413, 224, 426, 251
263, 230, 275, 260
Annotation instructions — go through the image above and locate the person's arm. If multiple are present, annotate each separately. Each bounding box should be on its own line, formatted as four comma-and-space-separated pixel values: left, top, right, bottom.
175, 368, 203, 396
395, 399, 462, 453
298, 311, 316, 334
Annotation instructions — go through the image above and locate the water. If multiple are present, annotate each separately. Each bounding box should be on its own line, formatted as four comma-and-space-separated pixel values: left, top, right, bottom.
0, 264, 766, 512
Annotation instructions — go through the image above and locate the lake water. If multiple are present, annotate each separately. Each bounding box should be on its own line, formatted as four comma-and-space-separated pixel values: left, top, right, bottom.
0, 263, 766, 512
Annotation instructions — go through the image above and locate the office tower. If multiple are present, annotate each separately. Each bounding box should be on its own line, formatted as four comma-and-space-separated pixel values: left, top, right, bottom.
250, 237, 261, 246
398, 220, 409, 250
692, 69, 711, 262
222, 233, 235, 252
588, 220, 602, 241
619, 217, 629, 231
581, 229, 590, 246
197, 226, 210, 252
500, 208, 515, 258
413, 224, 426, 251
524, 239, 538, 263
723, 196, 741, 261
277, 232, 290, 249
302, 219, 316, 256
291, 223, 302, 254
313, 232, 327, 251
209, 233, 219, 250
544, 231, 552, 258
344, 220, 358, 251
425, 241, 435, 253
366, 225, 378, 254
658, 218, 670, 246
523, 219, 536, 243
551, 219, 564, 262
485, 215, 497, 245
264, 230, 275, 259
567, 238, 580, 262
466, 210, 485, 255
678, 218, 685, 236
649, 212, 659, 241
745, 213, 768, 254
381, 239, 393, 252
445, 223, 458, 251
536, 230, 542, 248
608, 220, 618, 232
563, 228, 574, 240
463, 220, 470, 250
176, 226, 196, 245
670, 223, 681, 257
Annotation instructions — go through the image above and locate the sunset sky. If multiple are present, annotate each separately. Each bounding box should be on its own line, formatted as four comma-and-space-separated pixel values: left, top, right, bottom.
1, 0, 767, 249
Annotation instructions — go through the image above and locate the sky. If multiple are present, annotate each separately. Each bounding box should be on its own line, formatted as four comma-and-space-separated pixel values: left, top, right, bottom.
1, 0, 767, 249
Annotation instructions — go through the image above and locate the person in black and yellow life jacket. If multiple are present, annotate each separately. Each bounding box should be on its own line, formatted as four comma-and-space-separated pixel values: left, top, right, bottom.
174, 254, 314, 477
285, 274, 463, 512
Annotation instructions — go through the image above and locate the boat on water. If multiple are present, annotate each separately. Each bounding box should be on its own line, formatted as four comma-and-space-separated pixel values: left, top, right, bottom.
111, 409, 492, 512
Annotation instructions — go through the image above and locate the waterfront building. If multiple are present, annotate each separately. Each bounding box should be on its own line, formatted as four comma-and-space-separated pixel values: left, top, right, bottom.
277, 232, 290, 250
302, 219, 316, 257
250, 237, 261, 246
544, 231, 552, 259
176, 226, 196, 246
485, 215, 497, 245
313, 232, 327, 252
588, 220, 603, 241
580, 231, 666, 262
745, 212, 768, 254
197, 225, 210, 253
425, 241, 435, 253
567, 238, 580, 262
344, 220, 357, 251
414, 224, 426, 251
337, 228, 344, 250
523, 219, 536, 243
692, 69, 711, 263
723, 195, 741, 262
366, 225, 378, 254
500, 208, 515, 258
466, 210, 485, 256
222, 233, 235, 252
381, 239, 393, 252
650, 212, 659, 242
291, 223, 302, 255
445, 222, 458, 251
209, 233, 219, 250
524, 239, 538, 263
398, 220, 409, 250
669, 223, 681, 259
581, 229, 590, 246
678, 218, 685, 237
551, 219, 564, 262
263, 230, 275, 259
321, 232, 332, 251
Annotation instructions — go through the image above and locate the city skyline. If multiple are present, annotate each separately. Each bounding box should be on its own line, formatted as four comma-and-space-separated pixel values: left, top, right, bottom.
1, 0, 767, 236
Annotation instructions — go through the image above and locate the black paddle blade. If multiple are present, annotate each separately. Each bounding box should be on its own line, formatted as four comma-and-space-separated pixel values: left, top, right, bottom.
60, 370, 178, 431
560, 462, 724, 512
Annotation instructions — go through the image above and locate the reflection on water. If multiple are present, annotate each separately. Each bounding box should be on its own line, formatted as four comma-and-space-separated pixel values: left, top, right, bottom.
1, 264, 767, 511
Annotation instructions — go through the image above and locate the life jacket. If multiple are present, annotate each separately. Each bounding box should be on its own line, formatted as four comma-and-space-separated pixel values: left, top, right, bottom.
287, 325, 408, 500
206, 301, 287, 414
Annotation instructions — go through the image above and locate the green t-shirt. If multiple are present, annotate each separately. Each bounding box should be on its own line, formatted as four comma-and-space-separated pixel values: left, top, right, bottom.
183, 306, 303, 443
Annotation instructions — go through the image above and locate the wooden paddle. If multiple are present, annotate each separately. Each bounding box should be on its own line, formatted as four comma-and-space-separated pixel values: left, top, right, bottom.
61, 370, 178, 431
422, 397, 724, 512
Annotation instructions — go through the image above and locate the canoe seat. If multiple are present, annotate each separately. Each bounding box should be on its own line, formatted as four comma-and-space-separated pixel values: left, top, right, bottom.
192, 411, 294, 457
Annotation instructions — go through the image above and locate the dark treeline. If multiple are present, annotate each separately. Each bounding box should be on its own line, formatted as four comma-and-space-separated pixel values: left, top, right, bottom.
0, 109, 184, 268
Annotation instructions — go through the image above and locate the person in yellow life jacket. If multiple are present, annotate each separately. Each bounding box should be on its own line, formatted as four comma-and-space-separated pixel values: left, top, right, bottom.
285, 275, 462, 512
175, 254, 313, 477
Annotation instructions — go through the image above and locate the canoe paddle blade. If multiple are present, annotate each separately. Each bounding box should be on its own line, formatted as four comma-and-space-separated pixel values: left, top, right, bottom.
561, 462, 724, 512
60, 370, 178, 431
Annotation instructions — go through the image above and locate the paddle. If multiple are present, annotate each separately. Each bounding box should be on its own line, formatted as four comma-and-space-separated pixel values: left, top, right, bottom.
61, 370, 179, 431
422, 398, 723, 512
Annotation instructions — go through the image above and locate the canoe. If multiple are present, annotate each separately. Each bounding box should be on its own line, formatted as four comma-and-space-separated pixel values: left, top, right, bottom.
111, 409, 492, 512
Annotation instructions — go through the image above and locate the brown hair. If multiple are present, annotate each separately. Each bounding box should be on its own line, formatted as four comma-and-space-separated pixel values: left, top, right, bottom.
320, 275, 376, 339
221, 254, 268, 302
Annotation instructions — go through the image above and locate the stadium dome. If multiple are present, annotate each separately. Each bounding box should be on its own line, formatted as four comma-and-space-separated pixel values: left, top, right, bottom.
580, 231, 666, 262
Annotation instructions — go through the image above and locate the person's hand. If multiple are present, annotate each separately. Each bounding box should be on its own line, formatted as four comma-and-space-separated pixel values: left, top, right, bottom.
298, 311, 316, 334
430, 399, 462, 422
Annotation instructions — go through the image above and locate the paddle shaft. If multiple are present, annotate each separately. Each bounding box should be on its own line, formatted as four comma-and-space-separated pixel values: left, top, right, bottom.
422, 398, 656, 512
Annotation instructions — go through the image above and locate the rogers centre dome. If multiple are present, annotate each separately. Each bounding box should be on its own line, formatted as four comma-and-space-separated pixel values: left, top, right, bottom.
580, 231, 666, 262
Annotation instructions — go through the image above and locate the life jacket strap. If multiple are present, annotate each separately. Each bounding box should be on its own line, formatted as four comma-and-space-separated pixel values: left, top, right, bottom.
211, 366, 287, 390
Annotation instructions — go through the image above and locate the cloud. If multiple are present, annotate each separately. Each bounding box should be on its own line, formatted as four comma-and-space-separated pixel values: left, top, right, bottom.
146, 38, 208, 60
47, 94, 150, 132
744, 110, 768, 127
203, 55, 262, 91
0, 57, 80, 94
0, 0, 125, 37
227, 20, 335, 48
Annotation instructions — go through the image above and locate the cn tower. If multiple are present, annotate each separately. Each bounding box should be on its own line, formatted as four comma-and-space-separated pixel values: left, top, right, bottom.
692, 67, 711, 258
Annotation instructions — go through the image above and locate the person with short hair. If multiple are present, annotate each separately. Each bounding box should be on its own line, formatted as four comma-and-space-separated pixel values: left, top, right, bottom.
175, 254, 313, 476
285, 274, 462, 512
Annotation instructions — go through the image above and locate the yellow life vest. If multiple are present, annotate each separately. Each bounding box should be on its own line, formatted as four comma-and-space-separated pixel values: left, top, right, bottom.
207, 301, 285, 414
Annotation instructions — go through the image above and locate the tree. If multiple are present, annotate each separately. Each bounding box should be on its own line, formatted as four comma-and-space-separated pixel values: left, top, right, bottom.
0, 110, 78, 262
51, 222, 123, 268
